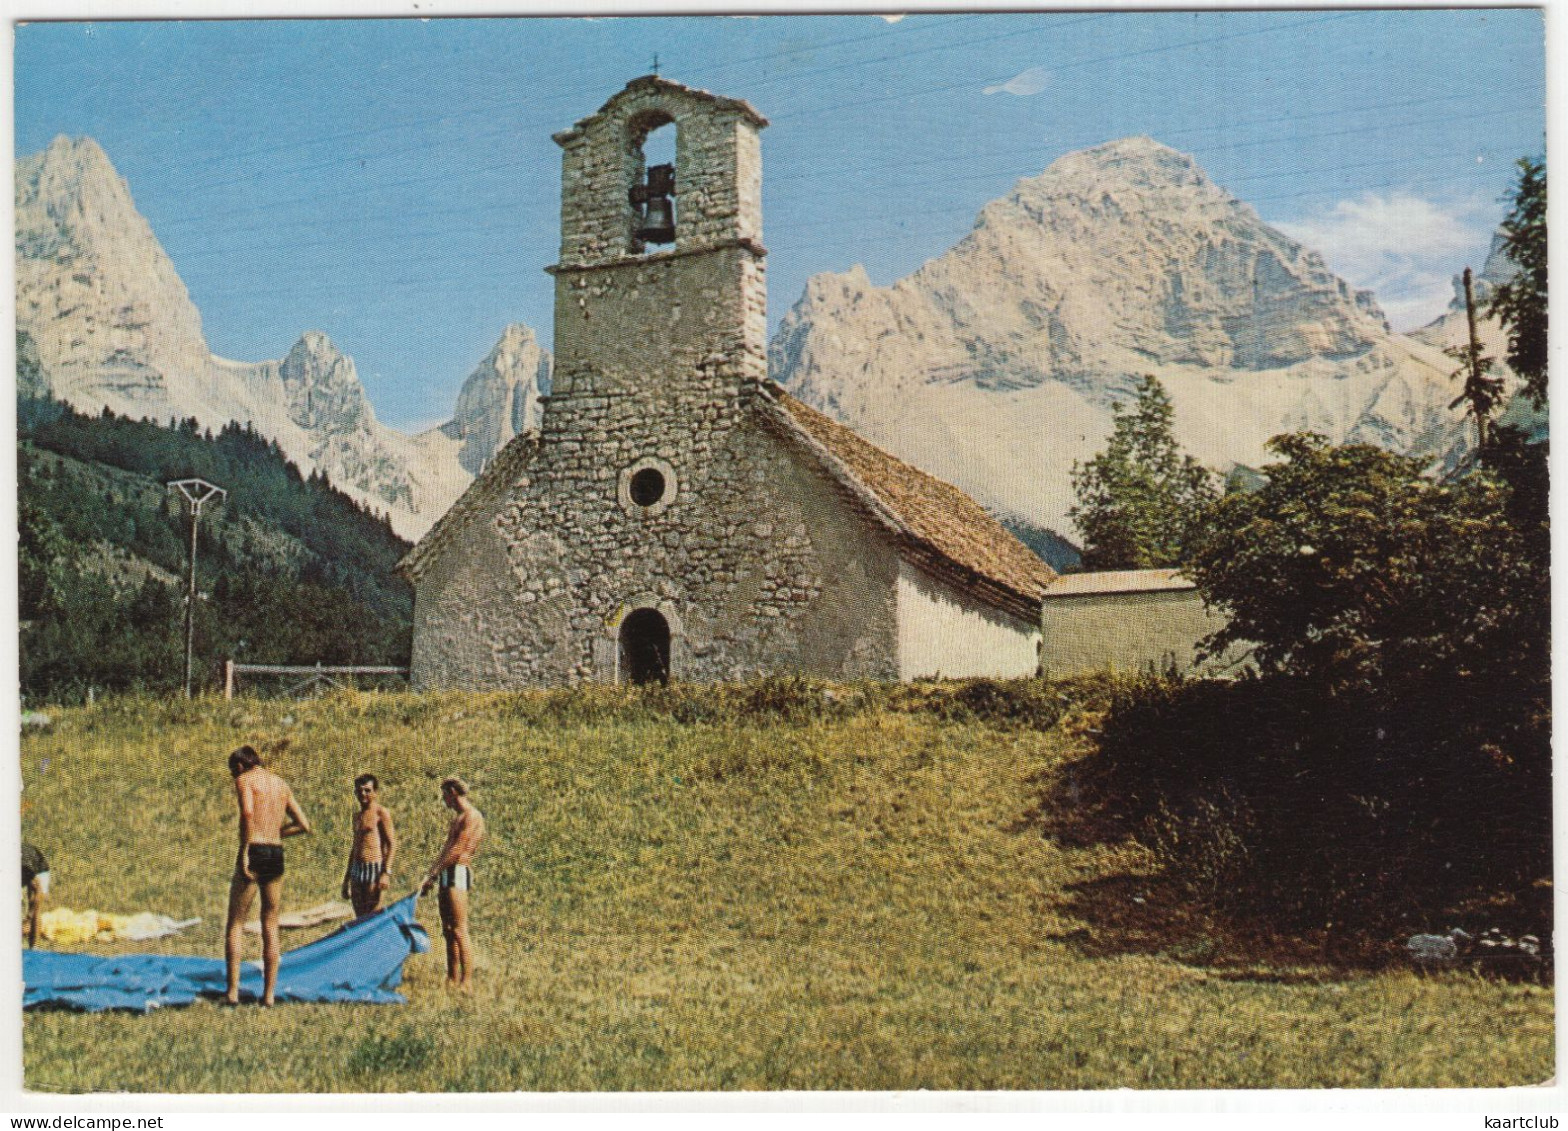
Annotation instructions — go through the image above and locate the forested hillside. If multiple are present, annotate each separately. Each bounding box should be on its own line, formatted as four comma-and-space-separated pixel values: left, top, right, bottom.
19, 395, 414, 704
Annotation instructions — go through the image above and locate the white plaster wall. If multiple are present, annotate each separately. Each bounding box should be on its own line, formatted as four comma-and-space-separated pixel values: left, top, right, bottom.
1039, 588, 1240, 678
895, 561, 1041, 680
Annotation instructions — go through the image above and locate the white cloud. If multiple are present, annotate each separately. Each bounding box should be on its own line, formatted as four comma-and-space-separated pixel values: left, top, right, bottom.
1275, 191, 1497, 331
983, 66, 1050, 97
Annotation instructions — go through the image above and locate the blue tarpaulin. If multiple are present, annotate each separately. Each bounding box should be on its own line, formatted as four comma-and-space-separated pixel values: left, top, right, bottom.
23, 893, 430, 1012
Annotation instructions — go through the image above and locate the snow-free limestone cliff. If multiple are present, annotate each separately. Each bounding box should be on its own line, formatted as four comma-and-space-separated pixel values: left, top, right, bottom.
770, 137, 1470, 536
14, 135, 529, 540
436, 323, 552, 477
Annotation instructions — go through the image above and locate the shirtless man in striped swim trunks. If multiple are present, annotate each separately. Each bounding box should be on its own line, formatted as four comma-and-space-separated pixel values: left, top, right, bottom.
341, 774, 397, 918
224, 745, 311, 1006
419, 777, 485, 990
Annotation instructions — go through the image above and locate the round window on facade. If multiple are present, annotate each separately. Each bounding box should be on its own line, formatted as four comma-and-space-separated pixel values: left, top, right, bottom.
618, 457, 678, 517
629, 467, 666, 508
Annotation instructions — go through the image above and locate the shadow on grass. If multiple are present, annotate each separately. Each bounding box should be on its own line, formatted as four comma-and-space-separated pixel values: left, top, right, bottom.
1022, 758, 1553, 984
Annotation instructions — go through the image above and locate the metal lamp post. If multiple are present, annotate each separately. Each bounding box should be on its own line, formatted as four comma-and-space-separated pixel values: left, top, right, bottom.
167, 478, 226, 698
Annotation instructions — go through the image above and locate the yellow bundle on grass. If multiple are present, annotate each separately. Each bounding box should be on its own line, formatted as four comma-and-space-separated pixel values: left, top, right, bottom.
38, 908, 201, 944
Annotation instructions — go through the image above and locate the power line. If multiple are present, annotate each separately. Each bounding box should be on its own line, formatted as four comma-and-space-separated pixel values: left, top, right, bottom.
172, 15, 999, 201
762, 106, 1536, 206
175, 12, 1071, 204
766, 164, 1515, 241
769, 11, 1361, 122
165, 138, 1511, 271
152, 87, 1538, 251
177, 154, 1517, 302
107, 10, 1326, 201
162, 137, 1514, 270
114, 13, 988, 194
764, 85, 1539, 188
22, 14, 1537, 312
1246, 170, 1521, 207
734, 12, 1110, 95
40, 10, 1534, 246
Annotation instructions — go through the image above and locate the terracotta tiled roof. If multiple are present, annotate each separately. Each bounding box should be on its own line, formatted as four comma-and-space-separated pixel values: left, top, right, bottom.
397, 433, 539, 582
1043, 569, 1195, 598
402, 386, 1059, 622
758, 383, 1056, 621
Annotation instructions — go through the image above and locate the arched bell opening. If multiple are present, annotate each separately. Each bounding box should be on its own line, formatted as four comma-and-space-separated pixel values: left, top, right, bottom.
619, 607, 672, 686
627, 110, 678, 253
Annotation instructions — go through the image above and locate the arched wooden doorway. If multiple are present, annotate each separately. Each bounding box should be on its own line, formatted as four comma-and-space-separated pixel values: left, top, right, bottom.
619, 608, 671, 686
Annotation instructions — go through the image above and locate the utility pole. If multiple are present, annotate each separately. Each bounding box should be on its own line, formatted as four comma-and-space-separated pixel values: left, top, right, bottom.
1452, 267, 1505, 454
167, 478, 226, 698
1463, 268, 1490, 451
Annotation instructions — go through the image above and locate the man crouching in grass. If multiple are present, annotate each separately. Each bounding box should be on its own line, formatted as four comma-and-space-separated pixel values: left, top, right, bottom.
225, 745, 311, 1006
420, 777, 485, 990
342, 773, 397, 918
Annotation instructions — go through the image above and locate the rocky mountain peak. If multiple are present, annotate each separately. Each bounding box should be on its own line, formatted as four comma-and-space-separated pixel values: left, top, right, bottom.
1444, 231, 1518, 313
487, 323, 547, 380
278, 331, 375, 434
13, 134, 542, 540
442, 322, 553, 475
16, 134, 211, 409
771, 135, 1468, 538
19, 136, 170, 268
24, 135, 123, 205
1028, 135, 1209, 193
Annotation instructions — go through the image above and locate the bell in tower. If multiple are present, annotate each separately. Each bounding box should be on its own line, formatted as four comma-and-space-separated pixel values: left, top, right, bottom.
629, 163, 676, 246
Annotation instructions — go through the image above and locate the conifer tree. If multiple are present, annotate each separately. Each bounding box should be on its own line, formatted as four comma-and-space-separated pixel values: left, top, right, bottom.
1069, 374, 1217, 569
1489, 156, 1547, 407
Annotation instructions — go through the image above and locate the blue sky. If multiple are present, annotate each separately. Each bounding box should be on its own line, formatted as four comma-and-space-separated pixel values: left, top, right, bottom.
14, 11, 1546, 431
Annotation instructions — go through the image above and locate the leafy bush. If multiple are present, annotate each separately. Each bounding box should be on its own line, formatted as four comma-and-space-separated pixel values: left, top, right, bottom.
1081, 431, 1552, 951
1081, 670, 1551, 946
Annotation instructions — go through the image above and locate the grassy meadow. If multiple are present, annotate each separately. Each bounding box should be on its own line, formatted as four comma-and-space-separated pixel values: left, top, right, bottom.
19, 682, 1554, 1092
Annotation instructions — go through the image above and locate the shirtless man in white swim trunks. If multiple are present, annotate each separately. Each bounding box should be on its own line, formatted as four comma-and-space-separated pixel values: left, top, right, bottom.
419, 777, 485, 990
342, 773, 397, 918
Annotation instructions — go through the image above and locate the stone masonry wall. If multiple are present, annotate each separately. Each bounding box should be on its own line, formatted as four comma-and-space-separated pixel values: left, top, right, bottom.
551, 244, 768, 398
409, 394, 903, 688
555, 78, 763, 267
409, 79, 901, 688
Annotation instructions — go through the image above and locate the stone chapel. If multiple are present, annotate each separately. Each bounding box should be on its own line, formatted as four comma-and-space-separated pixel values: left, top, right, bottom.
399, 77, 1056, 689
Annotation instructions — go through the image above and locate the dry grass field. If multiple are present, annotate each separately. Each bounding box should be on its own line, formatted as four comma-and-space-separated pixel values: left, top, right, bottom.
19, 683, 1554, 1092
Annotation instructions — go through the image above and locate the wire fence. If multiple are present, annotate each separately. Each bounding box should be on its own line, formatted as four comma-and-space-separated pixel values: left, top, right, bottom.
223, 661, 410, 700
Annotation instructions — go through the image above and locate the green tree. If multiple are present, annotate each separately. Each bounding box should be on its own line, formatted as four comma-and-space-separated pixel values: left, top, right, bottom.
1095, 431, 1550, 939
1069, 374, 1217, 569
17, 399, 414, 702
18, 496, 69, 619
1488, 156, 1547, 407
1187, 433, 1545, 689
1443, 270, 1504, 451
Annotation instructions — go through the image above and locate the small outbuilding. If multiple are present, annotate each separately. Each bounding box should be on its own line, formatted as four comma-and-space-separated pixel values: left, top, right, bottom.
1039, 568, 1247, 679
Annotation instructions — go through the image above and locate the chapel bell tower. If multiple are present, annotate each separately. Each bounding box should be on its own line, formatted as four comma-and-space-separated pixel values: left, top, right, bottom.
547, 76, 769, 402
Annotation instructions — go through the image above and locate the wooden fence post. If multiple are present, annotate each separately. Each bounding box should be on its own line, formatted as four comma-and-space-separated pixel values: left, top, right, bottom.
224, 659, 235, 701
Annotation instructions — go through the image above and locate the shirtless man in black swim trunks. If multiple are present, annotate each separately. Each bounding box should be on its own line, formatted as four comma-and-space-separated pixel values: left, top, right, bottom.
224, 745, 311, 1006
